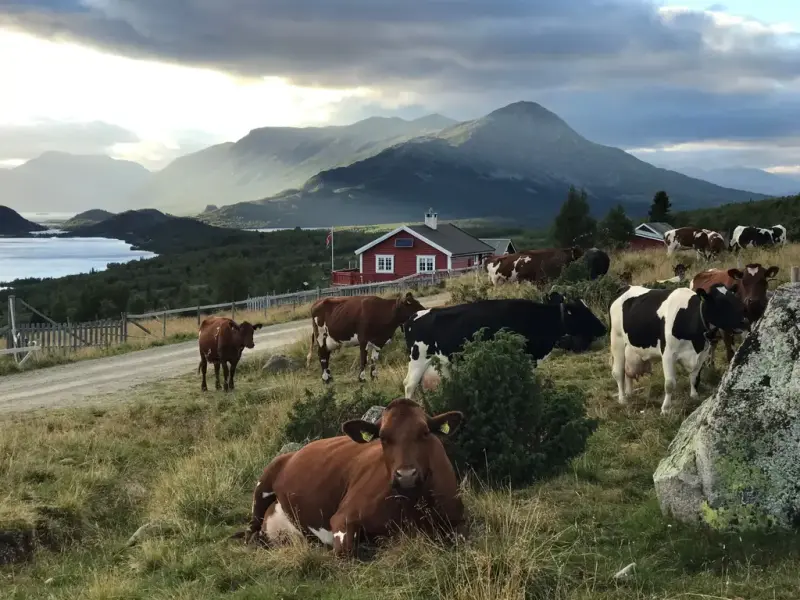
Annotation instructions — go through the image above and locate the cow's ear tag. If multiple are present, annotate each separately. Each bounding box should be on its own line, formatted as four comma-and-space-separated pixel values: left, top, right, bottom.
439, 422, 451, 435
361, 431, 374, 442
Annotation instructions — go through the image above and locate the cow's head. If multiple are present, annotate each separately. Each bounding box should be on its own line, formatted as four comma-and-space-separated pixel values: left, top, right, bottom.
232, 321, 264, 349
547, 293, 607, 352
342, 398, 463, 491
727, 263, 779, 323
673, 263, 687, 280
694, 285, 749, 334
396, 292, 425, 319
708, 234, 725, 253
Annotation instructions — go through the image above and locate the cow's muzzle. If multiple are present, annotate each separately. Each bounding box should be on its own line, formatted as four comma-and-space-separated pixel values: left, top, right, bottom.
393, 467, 422, 490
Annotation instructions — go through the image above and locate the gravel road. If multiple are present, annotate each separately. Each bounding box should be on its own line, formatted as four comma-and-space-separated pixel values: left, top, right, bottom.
0, 292, 450, 415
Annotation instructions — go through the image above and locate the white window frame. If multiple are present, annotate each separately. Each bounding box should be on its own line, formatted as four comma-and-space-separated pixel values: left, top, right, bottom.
375, 254, 395, 274
417, 255, 436, 273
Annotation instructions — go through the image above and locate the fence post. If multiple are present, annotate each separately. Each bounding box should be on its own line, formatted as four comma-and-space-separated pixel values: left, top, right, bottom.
316, 287, 321, 300
791, 266, 800, 284
232, 302, 236, 320
121, 313, 128, 343
162, 310, 167, 337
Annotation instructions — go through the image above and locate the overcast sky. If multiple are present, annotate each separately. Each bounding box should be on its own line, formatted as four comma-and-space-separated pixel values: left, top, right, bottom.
1, 0, 798, 173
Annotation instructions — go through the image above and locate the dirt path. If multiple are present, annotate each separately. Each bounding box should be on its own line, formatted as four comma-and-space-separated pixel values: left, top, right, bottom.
0, 292, 450, 415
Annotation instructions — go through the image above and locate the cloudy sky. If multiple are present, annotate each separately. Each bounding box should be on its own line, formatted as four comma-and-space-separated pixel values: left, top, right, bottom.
1, 0, 799, 173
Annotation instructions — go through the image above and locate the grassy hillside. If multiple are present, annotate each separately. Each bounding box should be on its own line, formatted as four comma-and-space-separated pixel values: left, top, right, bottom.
2, 244, 799, 599
673, 193, 800, 235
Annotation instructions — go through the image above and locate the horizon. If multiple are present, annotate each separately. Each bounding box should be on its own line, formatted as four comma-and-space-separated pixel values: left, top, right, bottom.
1, 1, 799, 177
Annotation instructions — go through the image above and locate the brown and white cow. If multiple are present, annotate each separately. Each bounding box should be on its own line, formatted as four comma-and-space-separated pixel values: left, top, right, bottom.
690, 263, 779, 361
664, 227, 725, 260
198, 317, 264, 391
242, 398, 466, 556
486, 246, 583, 285
307, 292, 425, 383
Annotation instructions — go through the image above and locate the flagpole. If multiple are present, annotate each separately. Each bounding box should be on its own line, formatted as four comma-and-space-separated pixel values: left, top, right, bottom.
330, 226, 334, 273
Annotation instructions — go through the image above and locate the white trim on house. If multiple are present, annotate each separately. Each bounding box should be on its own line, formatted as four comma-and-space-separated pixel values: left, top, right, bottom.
359, 253, 363, 273
353, 226, 453, 257
634, 223, 669, 242
375, 254, 395, 274
417, 255, 436, 274
448, 255, 453, 270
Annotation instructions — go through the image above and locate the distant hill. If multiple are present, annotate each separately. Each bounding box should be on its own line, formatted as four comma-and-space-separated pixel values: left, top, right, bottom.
206, 101, 768, 228
0, 205, 48, 235
130, 114, 457, 215
63, 209, 115, 229
67, 209, 255, 254
676, 167, 800, 198
0, 152, 151, 213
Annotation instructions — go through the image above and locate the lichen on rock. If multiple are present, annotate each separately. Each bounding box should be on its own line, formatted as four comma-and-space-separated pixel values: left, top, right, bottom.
654, 283, 800, 531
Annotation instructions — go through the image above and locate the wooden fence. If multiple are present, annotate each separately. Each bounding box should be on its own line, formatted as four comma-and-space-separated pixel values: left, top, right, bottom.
6, 319, 127, 351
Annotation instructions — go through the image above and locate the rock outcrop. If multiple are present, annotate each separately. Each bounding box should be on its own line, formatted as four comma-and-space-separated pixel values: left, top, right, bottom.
654, 283, 800, 530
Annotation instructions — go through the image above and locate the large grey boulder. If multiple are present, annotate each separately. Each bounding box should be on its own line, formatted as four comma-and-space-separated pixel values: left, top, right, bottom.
262, 354, 300, 374
654, 283, 800, 531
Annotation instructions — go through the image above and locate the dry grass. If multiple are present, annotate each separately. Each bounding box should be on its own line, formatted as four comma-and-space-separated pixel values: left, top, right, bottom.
3, 245, 800, 599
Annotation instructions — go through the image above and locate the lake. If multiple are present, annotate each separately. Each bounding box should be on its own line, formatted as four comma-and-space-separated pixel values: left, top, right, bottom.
0, 237, 156, 284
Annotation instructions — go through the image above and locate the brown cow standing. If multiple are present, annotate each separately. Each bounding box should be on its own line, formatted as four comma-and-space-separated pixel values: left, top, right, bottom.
242, 398, 466, 556
664, 227, 725, 260
307, 292, 425, 383
486, 246, 583, 285
690, 263, 779, 361
198, 317, 263, 391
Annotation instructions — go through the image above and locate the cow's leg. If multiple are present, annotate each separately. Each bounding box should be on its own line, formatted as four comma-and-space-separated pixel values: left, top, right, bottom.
229, 359, 238, 391
222, 361, 230, 392
610, 337, 627, 404
660, 352, 677, 415
367, 342, 382, 379
722, 330, 735, 363
330, 512, 361, 558
404, 343, 431, 398
318, 341, 332, 383
199, 355, 208, 392
358, 343, 368, 382
214, 362, 222, 390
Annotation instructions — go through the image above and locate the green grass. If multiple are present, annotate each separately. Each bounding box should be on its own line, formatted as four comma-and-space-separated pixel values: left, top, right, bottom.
3, 329, 800, 599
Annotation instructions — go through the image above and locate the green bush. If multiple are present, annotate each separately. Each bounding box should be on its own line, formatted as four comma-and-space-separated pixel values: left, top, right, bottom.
424, 330, 597, 488
281, 387, 388, 443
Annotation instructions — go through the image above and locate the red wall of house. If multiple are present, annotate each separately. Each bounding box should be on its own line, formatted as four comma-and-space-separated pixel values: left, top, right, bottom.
361, 233, 448, 276
628, 237, 666, 250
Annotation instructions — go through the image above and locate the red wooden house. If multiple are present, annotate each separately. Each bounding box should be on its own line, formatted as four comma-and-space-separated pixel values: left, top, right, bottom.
628, 222, 672, 251
332, 209, 496, 285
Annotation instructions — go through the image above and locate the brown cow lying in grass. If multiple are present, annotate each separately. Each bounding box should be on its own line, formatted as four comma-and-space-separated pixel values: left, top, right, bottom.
197, 316, 263, 391
242, 398, 466, 557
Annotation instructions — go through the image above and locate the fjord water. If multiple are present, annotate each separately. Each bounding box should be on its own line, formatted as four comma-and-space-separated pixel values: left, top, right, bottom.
1, 213, 156, 284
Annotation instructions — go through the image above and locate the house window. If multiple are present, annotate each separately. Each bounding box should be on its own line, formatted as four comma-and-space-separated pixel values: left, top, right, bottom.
375, 254, 394, 273
417, 255, 436, 273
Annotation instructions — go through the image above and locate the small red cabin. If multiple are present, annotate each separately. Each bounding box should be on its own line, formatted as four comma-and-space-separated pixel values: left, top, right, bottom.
628, 222, 672, 251
332, 209, 496, 285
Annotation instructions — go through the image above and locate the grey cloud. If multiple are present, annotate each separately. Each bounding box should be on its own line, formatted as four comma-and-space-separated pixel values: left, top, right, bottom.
629, 138, 800, 172
2, 0, 799, 93
0, 120, 140, 161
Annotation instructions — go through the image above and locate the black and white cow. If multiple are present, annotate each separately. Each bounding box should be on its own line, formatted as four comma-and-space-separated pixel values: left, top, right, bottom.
609, 285, 749, 414
729, 225, 787, 251
402, 294, 607, 398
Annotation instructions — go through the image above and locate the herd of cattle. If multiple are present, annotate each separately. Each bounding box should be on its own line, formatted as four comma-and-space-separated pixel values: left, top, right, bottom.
193, 223, 787, 556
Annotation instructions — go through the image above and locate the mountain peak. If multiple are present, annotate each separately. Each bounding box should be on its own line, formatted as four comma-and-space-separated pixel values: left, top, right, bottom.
487, 101, 571, 126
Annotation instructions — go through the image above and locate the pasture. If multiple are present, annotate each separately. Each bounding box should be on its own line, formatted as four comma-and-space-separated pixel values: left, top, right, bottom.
2, 243, 800, 599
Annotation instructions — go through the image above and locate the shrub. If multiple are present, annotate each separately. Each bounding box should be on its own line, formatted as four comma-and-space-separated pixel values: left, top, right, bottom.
424, 330, 597, 488
281, 387, 388, 443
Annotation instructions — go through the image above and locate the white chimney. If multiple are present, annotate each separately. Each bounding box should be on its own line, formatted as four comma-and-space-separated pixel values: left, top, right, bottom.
424, 208, 438, 230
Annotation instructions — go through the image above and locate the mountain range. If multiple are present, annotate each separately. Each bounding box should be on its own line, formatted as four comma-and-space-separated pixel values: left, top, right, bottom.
673, 166, 800, 198
0, 152, 151, 213
1, 101, 793, 225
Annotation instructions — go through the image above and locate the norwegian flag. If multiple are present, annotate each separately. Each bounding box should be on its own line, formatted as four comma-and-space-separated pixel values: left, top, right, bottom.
325, 228, 333, 248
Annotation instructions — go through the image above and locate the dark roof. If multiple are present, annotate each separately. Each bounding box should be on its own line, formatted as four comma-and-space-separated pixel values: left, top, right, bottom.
407, 223, 495, 256
480, 238, 515, 255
